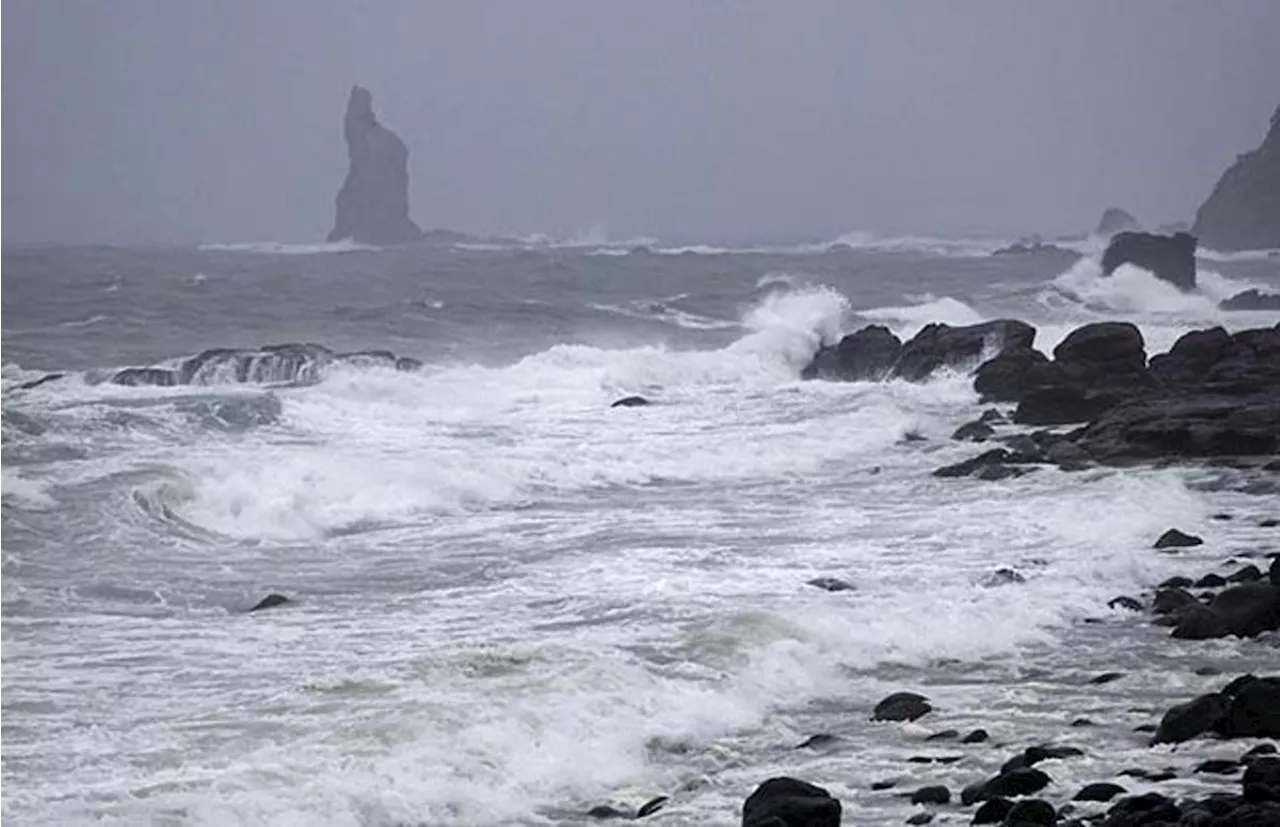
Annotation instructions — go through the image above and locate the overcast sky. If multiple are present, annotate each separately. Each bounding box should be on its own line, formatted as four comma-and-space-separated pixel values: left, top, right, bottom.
4, 0, 1278, 245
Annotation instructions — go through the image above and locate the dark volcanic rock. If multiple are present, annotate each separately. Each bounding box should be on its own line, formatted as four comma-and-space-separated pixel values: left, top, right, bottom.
1010, 322, 1153, 425
1172, 604, 1233, 640
972, 346, 1051, 403
1149, 328, 1233, 385
610, 396, 652, 408
890, 320, 1036, 382
1218, 676, 1280, 738
1108, 595, 1144, 612
1101, 231, 1198, 291
328, 86, 423, 245
971, 797, 1014, 824
636, 796, 667, 818
1076, 782, 1127, 802
1096, 207, 1141, 236
872, 692, 932, 722
1153, 692, 1227, 744
969, 768, 1051, 802
1101, 793, 1181, 827
249, 593, 291, 612
962, 728, 989, 744
1154, 528, 1204, 549
910, 785, 950, 805
933, 449, 1040, 480
802, 325, 902, 381
1074, 391, 1280, 462
1221, 289, 1280, 311
1003, 798, 1056, 825
1192, 105, 1280, 252
742, 777, 841, 827
952, 420, 996, 442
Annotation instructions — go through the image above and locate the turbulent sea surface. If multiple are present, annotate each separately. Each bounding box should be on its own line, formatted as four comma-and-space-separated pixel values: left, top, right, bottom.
3, 236, 1279, 826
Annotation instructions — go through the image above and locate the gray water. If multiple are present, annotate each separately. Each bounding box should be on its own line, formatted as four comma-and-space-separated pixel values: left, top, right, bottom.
3, 237, 1279, 825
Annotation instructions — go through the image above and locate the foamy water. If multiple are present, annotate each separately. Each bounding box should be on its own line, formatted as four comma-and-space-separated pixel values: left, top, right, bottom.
3, 242, 1278, 826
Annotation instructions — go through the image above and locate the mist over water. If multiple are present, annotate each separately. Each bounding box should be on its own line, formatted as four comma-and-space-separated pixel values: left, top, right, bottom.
3, 238, 1278, 825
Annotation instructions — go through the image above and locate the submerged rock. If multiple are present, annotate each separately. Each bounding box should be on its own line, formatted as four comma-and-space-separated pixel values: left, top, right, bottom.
1192, 105, 1280, 252
328, 86, 423, 245
248, 593, 291, 612
610, 396, 652, 408
872, 692, 932, 722
1154, 528, 1203, 549
1101, 231, 1198, 291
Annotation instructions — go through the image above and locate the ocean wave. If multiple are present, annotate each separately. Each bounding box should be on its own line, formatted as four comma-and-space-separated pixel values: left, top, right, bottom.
1046, 256, 1268, 317
198, 239, 378, 255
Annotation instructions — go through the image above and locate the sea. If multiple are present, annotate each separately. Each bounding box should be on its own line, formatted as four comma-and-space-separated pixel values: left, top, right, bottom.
3, 232, 1279, 826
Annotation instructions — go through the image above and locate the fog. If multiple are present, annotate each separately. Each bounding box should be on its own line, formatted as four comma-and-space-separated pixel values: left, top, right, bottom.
4, 0, 1278, 245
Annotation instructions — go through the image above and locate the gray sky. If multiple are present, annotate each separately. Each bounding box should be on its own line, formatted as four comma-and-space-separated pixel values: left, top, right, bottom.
4, 0, 1279, 245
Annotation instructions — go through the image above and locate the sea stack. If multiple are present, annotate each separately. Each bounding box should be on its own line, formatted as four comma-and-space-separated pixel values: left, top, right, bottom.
1101, 231, 1198, 291
328, 86, 422, 245
1192, 105, 1280, 251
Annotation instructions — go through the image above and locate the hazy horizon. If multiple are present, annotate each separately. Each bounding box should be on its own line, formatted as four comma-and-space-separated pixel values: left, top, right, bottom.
4, 0, 1279, 246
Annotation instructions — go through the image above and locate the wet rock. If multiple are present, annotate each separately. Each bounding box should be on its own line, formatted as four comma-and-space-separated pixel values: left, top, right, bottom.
926, 729, 960, 742
1172, 605, 1233, 640
1202, 583, 1280, 638
1071, 718, 1094, 727
933, 449, 1027, 479
611, 396, 651, 408
742, 777, 841, 827
982, 568, 1026, 587
1108, 595, 1144, 612
891, 320, 1037, 382
979, 408, 1010, 425
249, 593, 291, 612
802, 325, 902, 381
906, 813, 933, 826
16, 372, 65, 391
587, 804, 627, 819
973, 346, 1052, 403
910, 785, 950, 805
1101, 231, 1197, 291
971, 797, 1013, 824
1074, 391, 1280, 462
1152, 587, 1198, 615
953, 420, 996, 442
795, 734, 838, 750
1227, 564, 1263, 583
1159, 576, 1194, 589
873, 692, 932, 722
1100, 792, 1180, 827
1195, 573, 1228, 588
871, 780, 897, 791
1003, 798, 1056, 825
1154, 528, 1203, 549
962, 729, 990, 744
1218, 676, 1280, 738
807, 577, 855, 592
1153, 692, 1227, 744
974, 768, 1051, 801
328, 86, 422, 244
111, 367, 180, 387
636, 796, 668, 818
1195, 759, 1241, 775
1090, 672, 1124, 685
1075, 782, 1126, 802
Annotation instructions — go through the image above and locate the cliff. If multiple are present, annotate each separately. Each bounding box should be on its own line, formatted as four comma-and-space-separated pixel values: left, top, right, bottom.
1191, 106, 1280, 252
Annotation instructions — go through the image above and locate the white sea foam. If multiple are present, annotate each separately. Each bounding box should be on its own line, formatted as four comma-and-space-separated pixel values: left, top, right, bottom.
198, 240, 378, 255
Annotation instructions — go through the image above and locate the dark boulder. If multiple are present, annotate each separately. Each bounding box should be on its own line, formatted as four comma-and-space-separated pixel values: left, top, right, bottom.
1100, 793, 1180, 827
971, 797, 1014, 824
1172, 605, 1233, 640
933, 449, 1040, 479
1154, 528, 1203, 549
953, 421, 996, 442
1075, 783, 1127, 802
1217, 676, 1280, 738
1196, 582, 1280, 638
872, 692, 932, 722
1153, 587, 1198, 615
1073, 392, 1280, 462
973, 347, 1052, 403
1149, 328, 1233, 385
1108, 595, 1144, 612
969, 768, 1050, 802
611, 396, 652, 408
1153, 692, 1227, 744
1221, 289, 1280, 311
742, 777, 841, 827
1101, 231, 1198, 291
1052, 322, 1149, 378
249, 593, 291, 612
1192, 105, 1280, 252
1013, 384, 1132, 426
910, 785, 950, 805
636, 796, 668, 818
890, 320, 1036, 382
802, 325, 902, 381
962, 728, 989, 744
1002, 798, 1056, 826
807, 577, 855, 593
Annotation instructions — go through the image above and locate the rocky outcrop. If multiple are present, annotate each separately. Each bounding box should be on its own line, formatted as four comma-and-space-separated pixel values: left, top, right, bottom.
1192, 105, 1280, 252
107, 343, 423, 388
328, 86, 423, 245
1095, 207, 1139, 236
742, 777, 841, 827
1220, 288, 1280, 311
803, 321, 1035, 384
1101, 231, 1198, 291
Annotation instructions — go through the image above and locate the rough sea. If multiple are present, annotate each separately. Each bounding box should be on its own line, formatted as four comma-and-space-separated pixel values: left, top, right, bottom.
3, 234, 1279, 826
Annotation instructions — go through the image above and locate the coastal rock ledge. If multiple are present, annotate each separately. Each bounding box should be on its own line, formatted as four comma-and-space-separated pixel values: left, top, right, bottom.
804, 319, 1280, 466
328, 85, 423, 245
